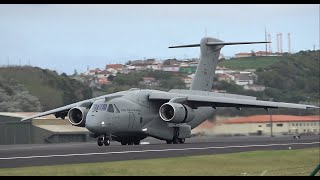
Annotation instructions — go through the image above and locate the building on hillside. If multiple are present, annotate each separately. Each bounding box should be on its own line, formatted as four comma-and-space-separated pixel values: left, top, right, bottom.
212, 115, 320, 136
140, 77, 159, 87
235, 52, 253, 58
179, 66, 197, 74
131, 64, 148, 71
97, 77, 110, 85
244, 84, 266, 91
95, 70, 112, 78
146, 63, 162, 71
215, 66, 229, 74
235, 51, 282, 58
217, 74, 232, 83
234, 74, 254, 86
86, 68, 102, 76
106, 64, 123, 72
162, 65, 180, 72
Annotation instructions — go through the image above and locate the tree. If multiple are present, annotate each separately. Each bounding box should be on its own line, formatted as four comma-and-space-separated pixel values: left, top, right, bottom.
107, 75, 115, 82
73, 69, 78, 76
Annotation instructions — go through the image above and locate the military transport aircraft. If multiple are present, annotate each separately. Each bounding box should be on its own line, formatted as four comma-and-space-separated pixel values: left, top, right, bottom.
22, 37, 318, 146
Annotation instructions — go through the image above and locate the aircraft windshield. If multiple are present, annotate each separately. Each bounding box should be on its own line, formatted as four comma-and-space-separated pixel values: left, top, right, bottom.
92, 104, 107, 111
91, 104, 120, 113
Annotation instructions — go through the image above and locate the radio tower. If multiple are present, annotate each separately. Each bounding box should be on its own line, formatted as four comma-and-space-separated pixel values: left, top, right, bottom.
288, 33, 291, 54
279, 33, 283, 53
268, 34, 272, 53
265, 27, 268, 55
277, 34, 280, 53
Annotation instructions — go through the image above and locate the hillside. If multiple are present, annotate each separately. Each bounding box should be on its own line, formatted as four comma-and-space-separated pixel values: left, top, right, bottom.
213, 50, 320, 116
0, 66, 92, 111
219, 56, 284, 70
256, 50, 319, 103
218, 51, 319, 103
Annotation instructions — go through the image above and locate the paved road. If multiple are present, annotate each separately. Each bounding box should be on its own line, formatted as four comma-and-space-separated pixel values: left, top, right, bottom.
0, 135, 319, 169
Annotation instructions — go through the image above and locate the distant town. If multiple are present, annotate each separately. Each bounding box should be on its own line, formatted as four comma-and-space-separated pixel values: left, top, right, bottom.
74, 51, 279, 92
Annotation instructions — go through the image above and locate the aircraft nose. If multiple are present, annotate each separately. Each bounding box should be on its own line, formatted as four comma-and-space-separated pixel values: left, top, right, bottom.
85, 116, 99, 133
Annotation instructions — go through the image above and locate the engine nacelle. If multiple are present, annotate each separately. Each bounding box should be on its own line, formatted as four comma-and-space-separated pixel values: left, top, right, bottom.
159, 103, 195, 123
68, 107, 89, 127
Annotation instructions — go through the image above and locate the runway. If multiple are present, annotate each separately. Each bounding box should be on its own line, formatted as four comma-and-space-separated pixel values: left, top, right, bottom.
0, 135, 319, 169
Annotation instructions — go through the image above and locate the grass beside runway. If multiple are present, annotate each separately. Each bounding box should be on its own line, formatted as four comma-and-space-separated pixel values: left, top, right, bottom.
0, 148, 319, 176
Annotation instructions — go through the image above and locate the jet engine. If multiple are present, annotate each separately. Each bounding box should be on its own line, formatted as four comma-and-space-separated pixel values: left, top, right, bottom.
159, 103, 195, 123
68, 107, 89, 127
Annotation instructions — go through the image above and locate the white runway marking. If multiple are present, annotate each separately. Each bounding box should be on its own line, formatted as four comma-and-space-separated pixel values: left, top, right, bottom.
0, 142, 318, 160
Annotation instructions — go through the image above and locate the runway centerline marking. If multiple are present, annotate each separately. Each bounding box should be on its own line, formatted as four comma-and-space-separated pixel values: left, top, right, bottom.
0, 142, 318, 160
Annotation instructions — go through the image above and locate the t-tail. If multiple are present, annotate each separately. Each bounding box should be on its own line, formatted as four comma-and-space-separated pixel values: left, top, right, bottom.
169, 37, 270, 91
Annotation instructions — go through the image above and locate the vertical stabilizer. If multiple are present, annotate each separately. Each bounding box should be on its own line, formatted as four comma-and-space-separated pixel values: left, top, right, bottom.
169, 37, 270, 91
190, 37, 223, 91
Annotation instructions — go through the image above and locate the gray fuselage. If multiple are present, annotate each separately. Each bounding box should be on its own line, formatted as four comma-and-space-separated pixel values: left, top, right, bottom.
85, 89, 214, 141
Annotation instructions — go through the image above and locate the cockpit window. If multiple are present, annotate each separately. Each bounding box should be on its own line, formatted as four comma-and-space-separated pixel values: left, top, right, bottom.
114, 104, 120, 113
92, 104, 98, 111
107, 104, 114, 113
92, 104, 107, 111
99, 104, 108, 111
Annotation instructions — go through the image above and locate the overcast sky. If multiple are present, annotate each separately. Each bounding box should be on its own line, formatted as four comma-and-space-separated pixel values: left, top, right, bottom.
0, 4, 319, 74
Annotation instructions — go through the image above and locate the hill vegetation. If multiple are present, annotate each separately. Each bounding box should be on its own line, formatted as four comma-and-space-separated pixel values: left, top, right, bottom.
214, 50, 319, 116
94, 70, 186, 96
0, 66, 92, 111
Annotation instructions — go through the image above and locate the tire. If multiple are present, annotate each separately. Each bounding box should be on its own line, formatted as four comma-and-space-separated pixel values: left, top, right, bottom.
178, 138, 185, 144
103, 138, 110, 146
133, 140, 140, 145
166, 140, 172, 144
128, 141, 134, 145
97, 138, 103, 146
172, 138, 179, 144
121, 141, 127, 145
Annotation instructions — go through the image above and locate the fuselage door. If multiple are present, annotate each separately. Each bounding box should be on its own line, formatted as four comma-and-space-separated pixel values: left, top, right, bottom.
128, 112, 135, 129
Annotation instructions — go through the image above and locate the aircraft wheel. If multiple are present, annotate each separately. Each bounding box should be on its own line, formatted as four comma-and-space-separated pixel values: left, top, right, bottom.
133, 140, 140, 145
172, 138, 179, 144
121, 141, 127, 145
166, 140, 172, 144
128, 141, 134, 145
178, 138, 185, 144
103, 137, 110, 146
97, 137, 103, 146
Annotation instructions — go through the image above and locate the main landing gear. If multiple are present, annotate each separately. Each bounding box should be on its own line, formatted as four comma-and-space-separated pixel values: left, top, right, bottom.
97, 134, 110, 146
166, 127, 186, 144
166, 138, 185, 144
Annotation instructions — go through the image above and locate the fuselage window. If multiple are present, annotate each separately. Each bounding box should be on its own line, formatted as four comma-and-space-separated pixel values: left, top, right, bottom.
114, 104, 120, 113
107, 104, 114, 113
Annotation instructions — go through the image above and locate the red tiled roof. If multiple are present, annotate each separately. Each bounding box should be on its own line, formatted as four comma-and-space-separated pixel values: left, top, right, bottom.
106, 64, 123, 69
224, 115, 320, 124
235, 52, 252, 55
196, 120, 215, 129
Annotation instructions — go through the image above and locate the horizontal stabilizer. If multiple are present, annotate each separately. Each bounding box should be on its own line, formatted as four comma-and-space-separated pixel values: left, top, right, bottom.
206, 41, 270, 46
169, 44, 200, 48
169, 41, 270, 48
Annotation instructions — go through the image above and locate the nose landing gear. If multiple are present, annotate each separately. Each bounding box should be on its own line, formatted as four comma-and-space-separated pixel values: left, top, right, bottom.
97, 134, 110, 146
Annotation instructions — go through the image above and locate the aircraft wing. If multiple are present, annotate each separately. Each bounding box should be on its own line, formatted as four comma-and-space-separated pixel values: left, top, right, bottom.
21, 93, 124, 121
20, 99, 94, 121
148, 90, 318, 110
